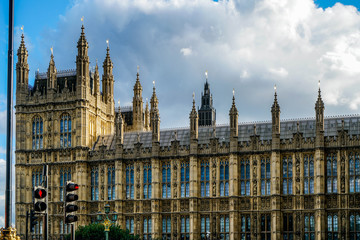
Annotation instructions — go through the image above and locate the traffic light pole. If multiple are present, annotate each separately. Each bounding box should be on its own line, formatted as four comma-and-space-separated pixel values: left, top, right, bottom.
25, 211, 28, 240
71, 224, 75, 240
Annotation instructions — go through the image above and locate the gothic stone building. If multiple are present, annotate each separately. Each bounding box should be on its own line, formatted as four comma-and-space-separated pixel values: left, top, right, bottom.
15, 25, 360, 240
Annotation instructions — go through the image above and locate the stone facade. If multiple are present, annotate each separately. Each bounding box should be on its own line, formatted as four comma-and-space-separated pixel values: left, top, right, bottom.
15, 26, 360, 240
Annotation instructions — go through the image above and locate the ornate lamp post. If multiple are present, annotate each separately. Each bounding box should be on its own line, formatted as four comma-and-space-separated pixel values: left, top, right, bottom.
97, 204, 117, 240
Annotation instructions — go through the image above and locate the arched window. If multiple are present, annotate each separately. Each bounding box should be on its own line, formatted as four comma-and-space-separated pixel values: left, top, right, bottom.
162, 164, 171, 198
304, 155, 314, 194
349, 153, 360, 193
327, 153, 338, 193
143, 165, 152, 199
220, 161, 229, 196
108, 166, 115, 200
261, 158, 271, 195
32, 116, 43, 150
91, 167, 99, 201
181, 163, 190, 197
126, 165, 134, 199
283, 156, 293, 195
350, 214, 360, 238
201, 162, 210, 197
327, 214, 338, 239
60, 168, 71, 201
240, 159, 250, 196
60, 114, 71, 148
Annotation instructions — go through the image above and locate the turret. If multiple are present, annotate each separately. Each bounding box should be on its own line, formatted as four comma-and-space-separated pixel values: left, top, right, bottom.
150, 81, 159, 131
47, 48, 57, 91
189, 93, 198, 140
115, 105, 124, 145
76, 25, 90, 97
93, 61, 100, 95
145, 100, 150, 130
16, 34, 29, 103
199, 71, 216, 126
271, 85, 280, 149
229, 89, 238, 138
132, 67, 143, 131
102, 43, 114, 103
315, 81, 325, 147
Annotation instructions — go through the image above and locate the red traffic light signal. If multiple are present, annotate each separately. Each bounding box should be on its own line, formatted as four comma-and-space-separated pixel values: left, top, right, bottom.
66, 183, 79, 192
34, 188, 47, 199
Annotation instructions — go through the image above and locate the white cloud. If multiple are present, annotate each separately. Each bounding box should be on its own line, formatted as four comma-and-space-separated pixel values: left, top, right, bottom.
26, 0, 360, 126
180, 47, 192, 56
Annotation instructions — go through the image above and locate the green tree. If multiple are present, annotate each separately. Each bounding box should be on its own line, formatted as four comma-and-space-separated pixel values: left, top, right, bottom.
65, 223, 139, 240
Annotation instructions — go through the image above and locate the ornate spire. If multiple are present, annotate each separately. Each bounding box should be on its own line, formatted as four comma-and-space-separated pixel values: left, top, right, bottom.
150, 80, 158, 110
190, 92, 198, 140
145, 99, 150, 130
16, 33, 29, 90
93, 61, 100, 95
315, 80, 325, 132
132, 66, 144, 131
47, 48, 57, 90
229, 89, 238, 137
102, 42, 114, 102
271, 85, 280, 135
116, 100, 124, 144
76, 24, 90, 94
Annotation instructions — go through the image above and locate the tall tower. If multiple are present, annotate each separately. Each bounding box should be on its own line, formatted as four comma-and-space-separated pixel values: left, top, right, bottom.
16, 34, 29, 105
76, 25, 90, 98
198, 72, 216, 126
229, 89, 238, 138
150, 81, 158, 131
132, 68, 144, 131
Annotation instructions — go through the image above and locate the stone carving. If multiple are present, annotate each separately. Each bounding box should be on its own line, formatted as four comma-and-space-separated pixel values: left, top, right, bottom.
219, 199, 229, 211
162, 200, 171, 212
340, 153, 345, 193
200, 200, 210, 211
180, 200, 189, 212
295, 153, 301, 194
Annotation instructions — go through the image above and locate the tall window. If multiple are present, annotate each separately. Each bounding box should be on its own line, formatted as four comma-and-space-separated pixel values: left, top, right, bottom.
350, 214, 360, 239
349, 153, 360, 193
327, 154, 337, 193
162, 216, 171, 240
200, 216, 210, 239
304, 214, 315, 240
201, 162, 210, 197
126, 165, 134, 199
32, 170, 42, 187
108, 166, 115, 200
34, 219, 43, 239
126, 218, 134, 234
181, 163, 190, 197
261, 158, 271, 195
327, 214, 338, 239
181, 216, 190, 240
143, 217, 152, 240
60, 114, 71, 148
60, 219, 70, 238
220, 161, 229, 196
144, 165, 152, 199
283, 156, 293, 195
220, 215, 230, 240
304, 155, 314, 194
240, 160, 250, 196
91, 167, 99, 201
240, 215, 251, 240
60, 168, 71, 201
283, 213, 293, 240
162, 164, 171, 198
260, 214, 271, 240
32, 116, 43, 150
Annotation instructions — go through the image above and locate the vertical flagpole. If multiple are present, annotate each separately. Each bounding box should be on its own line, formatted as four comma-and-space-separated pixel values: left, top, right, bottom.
5, 0, 14, 230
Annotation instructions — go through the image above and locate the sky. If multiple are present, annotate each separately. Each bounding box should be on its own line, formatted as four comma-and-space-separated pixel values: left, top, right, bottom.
1, 0, 360, 228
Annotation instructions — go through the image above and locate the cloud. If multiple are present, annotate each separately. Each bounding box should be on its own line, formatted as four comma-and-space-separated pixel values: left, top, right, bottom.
25, 0, 360, 127
180, 47, 192, 56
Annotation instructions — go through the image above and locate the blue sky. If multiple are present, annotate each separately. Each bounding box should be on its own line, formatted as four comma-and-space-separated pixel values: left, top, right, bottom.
1, 0, 360, 227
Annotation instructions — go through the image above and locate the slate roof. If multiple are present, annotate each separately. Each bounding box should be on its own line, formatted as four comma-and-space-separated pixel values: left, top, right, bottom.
92, 115, 360, 150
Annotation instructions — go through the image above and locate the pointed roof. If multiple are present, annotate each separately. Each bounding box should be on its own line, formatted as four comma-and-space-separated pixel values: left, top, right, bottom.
271, 85, 280, 113
77, 25, 88, 50
315, 81, 324, 110
17, 34, 27, 56
133, 71, 142, 92
229, 89, 238, 114
150, 81, 158, 109
103, 46, 112, 68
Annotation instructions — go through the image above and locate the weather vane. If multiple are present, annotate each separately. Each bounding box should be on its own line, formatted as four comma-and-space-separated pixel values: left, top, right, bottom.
137, 65, 139, 73
118, 100, 120, 106
106, 39, 109, 48
274, 84, 277, 93
233, 88, 235, 97
50, 46, 53, 55
205, 70, 208, 79
153, 80, 155, 87
318, 80, 321, 88
20, 25, 24, 32
81, 16, 84, 22
192, 92, 195, 101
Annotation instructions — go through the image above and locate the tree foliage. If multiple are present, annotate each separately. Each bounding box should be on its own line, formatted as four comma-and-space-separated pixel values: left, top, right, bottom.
65, 223, 139, 240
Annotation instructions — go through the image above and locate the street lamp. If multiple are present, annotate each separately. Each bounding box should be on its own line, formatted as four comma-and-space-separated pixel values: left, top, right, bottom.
97, 204, 117, 240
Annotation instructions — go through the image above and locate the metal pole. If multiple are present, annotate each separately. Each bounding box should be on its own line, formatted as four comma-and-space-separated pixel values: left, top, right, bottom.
71, 224, 75, 240
105, 230, 108, 240
26, 211, 29, 240
5, 0, 14, 229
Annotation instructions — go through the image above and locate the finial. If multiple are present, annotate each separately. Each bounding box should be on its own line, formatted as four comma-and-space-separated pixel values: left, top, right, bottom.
96, 59, 98, 65
232, 88, 235, 97
192, 92, 195, 101
137, 65, 139, 74
50, 46, 53, 55
297, 121, 300, 132
20, 25, 24, 33
254, 124, 257, 135
153, 80, 155, 88
81, 16, 84, 22
318, 80, 320, 89
106, 39, 109, 48
274, 84, 277, 93
146, 98, 148, 103
118, 100, 120, 106
205, 70, 208, 80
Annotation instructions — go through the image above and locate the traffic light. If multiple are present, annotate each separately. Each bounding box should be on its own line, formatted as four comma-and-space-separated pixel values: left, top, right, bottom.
64, 181, 79, 224
29, 210, 38, 233
34, 186, 47, 213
